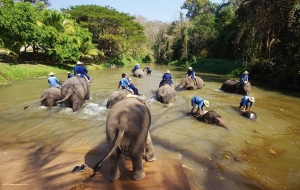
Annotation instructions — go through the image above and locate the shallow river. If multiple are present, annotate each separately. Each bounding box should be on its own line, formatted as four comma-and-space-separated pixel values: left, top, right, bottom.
0, 64, 300, 189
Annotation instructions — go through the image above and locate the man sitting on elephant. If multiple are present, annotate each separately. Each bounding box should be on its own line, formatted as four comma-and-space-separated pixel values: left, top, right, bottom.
74, 61, 91, 83
67, 71, 73, 78
239, 95, 255, 112
128, 78, 139, 95
132, 63, 140, 73
187, 67, 197, 85
188, 96, 209, 116
117, 73, 134, 94
48, 72, 61, 89
239, 71, 249, 85
159, 70, 174, 88
143, 66, 152, 74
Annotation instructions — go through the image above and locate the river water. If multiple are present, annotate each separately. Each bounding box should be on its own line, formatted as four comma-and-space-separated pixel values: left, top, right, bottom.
0, 64, 299, 189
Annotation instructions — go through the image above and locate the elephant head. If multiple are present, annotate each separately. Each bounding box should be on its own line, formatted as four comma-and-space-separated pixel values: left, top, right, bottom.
175, 76, 204, 90
106, 90, 131, 109
195, 110, 228, 129
241, 111, 257, 120
93, 96, 156, 181
56, 76, 90, 112
157, 84, 176, 107
24, 87, 62, 109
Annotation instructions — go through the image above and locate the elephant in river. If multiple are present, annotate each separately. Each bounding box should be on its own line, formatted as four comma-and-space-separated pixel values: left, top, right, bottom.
193, 110, 228, 129
175, 76, 204, 90
106, 90, 131, 109
157, 84, 176, 107
94, 96, 156, 181
56, 76, 90, 112
221, 80, 251, 95
131, 68, 145, 78
241, 111, 257, 120
24, 87, 62, 109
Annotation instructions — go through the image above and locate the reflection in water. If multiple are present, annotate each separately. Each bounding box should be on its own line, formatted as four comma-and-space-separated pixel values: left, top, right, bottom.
0, 64, 300, 189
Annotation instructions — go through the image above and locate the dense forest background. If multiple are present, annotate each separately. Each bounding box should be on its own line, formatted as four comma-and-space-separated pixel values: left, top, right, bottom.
0, 0, 300, 90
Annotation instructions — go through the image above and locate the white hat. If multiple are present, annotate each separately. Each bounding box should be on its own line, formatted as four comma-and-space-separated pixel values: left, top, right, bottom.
204, 100, 209, 107
188, 67, 193, 70
135, 63, 139, 65
166, 70, 170, 73
249, 97, 255, 102
67, 71, 70, 74
128, 78, 132, 81
48, 72, 55, 76
77, 61, 83, 65
243, 71, 249, 74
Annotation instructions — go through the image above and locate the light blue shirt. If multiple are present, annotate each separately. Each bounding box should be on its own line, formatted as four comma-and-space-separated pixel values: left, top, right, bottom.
191, 96, 204, 109
48, 76, 60, 88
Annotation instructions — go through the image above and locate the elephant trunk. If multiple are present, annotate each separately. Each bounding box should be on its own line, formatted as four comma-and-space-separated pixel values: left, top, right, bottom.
23, 96, 46, 109
216, 118, 228, 129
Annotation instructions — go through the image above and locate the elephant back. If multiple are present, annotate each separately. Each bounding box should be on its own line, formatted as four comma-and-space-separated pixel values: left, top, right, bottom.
195, 76, 204, 89
107, 90, 131, 109
133, 69, 145, 78
157, 84, 176, 105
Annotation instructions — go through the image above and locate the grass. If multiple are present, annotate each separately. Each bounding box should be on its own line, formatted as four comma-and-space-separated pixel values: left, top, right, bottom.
0, 62, 105, 86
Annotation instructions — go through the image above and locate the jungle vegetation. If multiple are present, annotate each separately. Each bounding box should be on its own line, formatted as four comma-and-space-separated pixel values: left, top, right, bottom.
0, 0, 300, 90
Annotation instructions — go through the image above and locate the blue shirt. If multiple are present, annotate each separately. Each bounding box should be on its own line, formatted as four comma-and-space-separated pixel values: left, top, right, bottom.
187, 70, 195, 77
191, 96, 204, 109
119, 78, 130, 87
48, 76, 60, 88
133, 65, 140, 72
240, 74, 248, 83
74, 65, 88, 76
240, 95, 254, 106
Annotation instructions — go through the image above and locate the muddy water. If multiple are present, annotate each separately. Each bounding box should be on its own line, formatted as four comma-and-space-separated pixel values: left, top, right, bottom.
0, 64, 300, 189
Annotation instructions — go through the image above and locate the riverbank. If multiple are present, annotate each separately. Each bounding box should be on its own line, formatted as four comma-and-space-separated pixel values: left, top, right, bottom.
0, 62, 105, 86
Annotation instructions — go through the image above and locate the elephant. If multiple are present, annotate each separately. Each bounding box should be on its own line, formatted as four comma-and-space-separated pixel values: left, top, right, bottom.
24, 87, 62, 109
241, 111, 257, 120
94, 96, 156, 181
56, 76, 90, 112
131, 68, 145, 78
193, 110, 228, 129
106, 90, 131, 109
175, 76, 204, 90
157, 84, 176, 107
221, 80, 251, 95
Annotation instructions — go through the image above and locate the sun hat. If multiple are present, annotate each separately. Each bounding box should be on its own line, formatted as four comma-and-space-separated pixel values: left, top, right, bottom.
67, 71, 70, 74
188, 67, 193, 70
77, 61, 83, 65
204, 100, 209, 107
249, 97, 255, 102
135, 63, 139, 65
48, 72, 55, 76
166, 70, 170, 73
243, 71, 249, 74
128, 78, 132, 81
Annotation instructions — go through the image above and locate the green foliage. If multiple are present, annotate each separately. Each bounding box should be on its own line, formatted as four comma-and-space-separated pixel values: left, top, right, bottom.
142, 54, 154, 63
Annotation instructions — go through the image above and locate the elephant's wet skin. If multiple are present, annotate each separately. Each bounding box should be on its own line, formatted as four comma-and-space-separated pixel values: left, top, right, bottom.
241, 111, 257, 120
56, 76, 90, 112
156, 84, 176, 107
106, 90, 131, 109
132, 68, 145, 78
176, 76, 204, 90
221, 80, 251, 95
191, 110, 229, 129
94, 97, 156, 181
23, 87, 62, 109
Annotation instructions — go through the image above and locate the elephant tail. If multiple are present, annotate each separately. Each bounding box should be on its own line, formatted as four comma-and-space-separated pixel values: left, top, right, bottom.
23, 96, 46, 109
56, 91, 72, 104
93, 128, 125, 173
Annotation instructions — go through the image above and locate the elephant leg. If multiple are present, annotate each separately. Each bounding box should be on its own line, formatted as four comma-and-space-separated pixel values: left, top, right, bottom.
132, 154, 145, 180
144, 132, 156, 162
107, 149, 121, 181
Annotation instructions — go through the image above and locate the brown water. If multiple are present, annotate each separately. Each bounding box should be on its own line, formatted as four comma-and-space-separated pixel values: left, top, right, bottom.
0, 64, 300, 189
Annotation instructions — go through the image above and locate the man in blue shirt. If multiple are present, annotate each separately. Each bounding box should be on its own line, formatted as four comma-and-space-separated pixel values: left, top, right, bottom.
117, 73, 134, 94
48, 72, 61, 88
74, 61, 91, 82
127, 78, 139, 95
239, 96, 255, 111
132, 63, 140, 72
159, 70, 174, 88
143, 66, 152, 74
187, 66, 197, 85
188, 96, 209, 116
239, 71, 249, 85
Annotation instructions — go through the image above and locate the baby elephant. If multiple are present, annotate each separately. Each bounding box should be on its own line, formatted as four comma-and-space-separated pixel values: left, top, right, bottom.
193, 110, 228, 129
94, 96, 156, 181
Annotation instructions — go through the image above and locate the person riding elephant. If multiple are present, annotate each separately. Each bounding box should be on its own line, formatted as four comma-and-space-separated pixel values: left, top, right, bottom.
132, 68, 145, 78
74, 61, 91, 83
128, 78, 139, 95
67, 71, 73, 78
157, 83, 176, 107
239, 96, 255, 112
188, 96, 209, 116
93, 96, 156, 181
143, 66, 152, 74
55, 76, 90, 112
132, 63, 140, 72
186, 67, 197, 85
47, 72, 61, 89
175, 76, 204, 90
159, 70, 174, 88
239, 71, 249, 85
117, 73, 134, 95
24, 87, 62, 109
221, 80, 251, 95
191, 110, 228, 129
